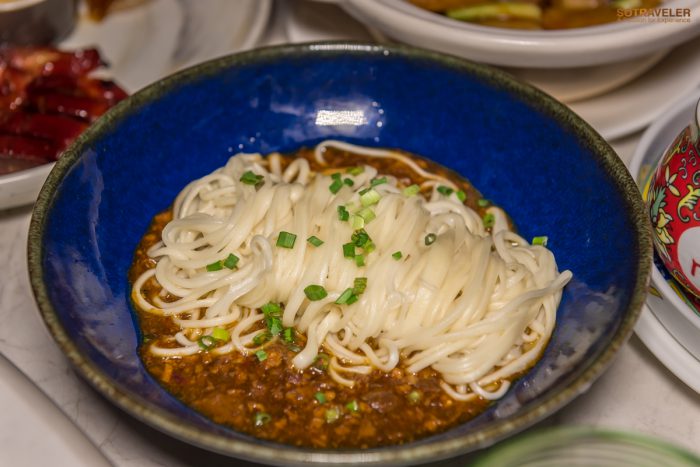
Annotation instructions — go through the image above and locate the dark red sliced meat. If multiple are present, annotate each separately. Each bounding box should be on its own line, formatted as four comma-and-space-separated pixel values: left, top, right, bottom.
0, 112, 87, 150
28, 93, 110, 121
0, 134, 58, 162
0, 47, 103, 77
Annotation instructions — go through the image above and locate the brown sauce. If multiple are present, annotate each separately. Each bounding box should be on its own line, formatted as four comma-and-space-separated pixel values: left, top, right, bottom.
130, 146, 499, 448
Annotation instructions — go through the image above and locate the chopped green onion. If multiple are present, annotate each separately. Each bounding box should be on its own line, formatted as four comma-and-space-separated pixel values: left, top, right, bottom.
283, 327, 295, 343
532, 236, 549, 246
325, 407, 341, 423
337, 205, 349, 221
477, 198, 490, 207
355, 255, 365, 267
347, 166, 364, 176
350, 215, 365, 230
371, 177, 387, 187
206, 260, 223, 272
253, 331, 271, 346
483, 213, 495, 228
307, 235, 324, 247
304, 284, 328, 301
357, 207, 376, 223
276, 231, 297, 249
456, 190, 467, 202
353, 277, 367, 295
437, 185, 454, 196
346, 294, 359, 305
240, 170, 264, 186
346, 400, 359, 412
329, 178, 344, 194
403, 184, 420, 196
408, 390, 421, 404
364, 241, 376, 254
359, 187, 370, 196
424, 233, 437, 245
314, 353, 330, 370
254, 412, 271, 426
343, 178, 354, 186
315, 392, 327, 404
392, 251, 402, 260
351, 229, 370, 247
268, 317, 283, 336
261, 302, 282, 315
223, 253, 239, 269
255, 349, 268, 361
360, 188, 381, 207
211, 327, 230, 341
343, 243, 356, 258
335, 288, 355, 305
197, 335, 217, 350
331, 172, 342, 181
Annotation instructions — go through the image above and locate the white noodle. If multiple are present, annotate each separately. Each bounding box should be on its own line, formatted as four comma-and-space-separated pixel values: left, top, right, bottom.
132, 140, 571, 401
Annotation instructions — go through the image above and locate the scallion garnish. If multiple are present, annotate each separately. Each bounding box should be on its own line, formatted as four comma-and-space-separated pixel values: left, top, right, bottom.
345, 400, 359, 412
240, 170, 264, 186
425, 233, 437, 245
357, 207, 376, 223
346, 294, 359, 305
343, 243, 356, 258
315, 392, 327, 404
331, 172, 342, 181
253, 331, 271, 346
206, 260, 223, 272
276, 231, 297, 248
325, 407, 340, 423
329, 178, 344, 194
337, 205, 349, 221
343, 178, 354, 186
477, 198, 490, 207
255, 349, 268, 361
351, 229, 370, 247
437, 185, 454, 196
360, 188, 381, 207
456, 190, 467, 202
353, 277, 367, 295
314, 353, 330, 370
371, 177, 387, 187
350, 215, 365, 230
408, 390, 421, 404
483, 213, 495, 228
261, 302, 282, 315
335, 287, 355, 305
403, 184, 420, 196
211, 327, 230, 341
355, 255, 365, 267
347, 166, 364, 175
268, 317, 283, 336
304, 284, 328, 301
364, 241, 376, 254
283, 327, 295, 343
392, 251, 402, 260
532, 236, 549, 246
197, 335, 217, 350
307, 235, 324, 247
254, 412, 271, 426
223, 253, 239, 269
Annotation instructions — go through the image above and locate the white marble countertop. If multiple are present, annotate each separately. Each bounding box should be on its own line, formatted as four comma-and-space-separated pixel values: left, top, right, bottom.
1, 2, 699, 466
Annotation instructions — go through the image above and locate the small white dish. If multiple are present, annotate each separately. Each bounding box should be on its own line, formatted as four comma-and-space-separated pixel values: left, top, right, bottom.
629, 88, 700, 373
0, 0, 271, 212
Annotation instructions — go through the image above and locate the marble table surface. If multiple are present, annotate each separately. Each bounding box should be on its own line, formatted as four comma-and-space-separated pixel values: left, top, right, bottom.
1, 2, 699, 466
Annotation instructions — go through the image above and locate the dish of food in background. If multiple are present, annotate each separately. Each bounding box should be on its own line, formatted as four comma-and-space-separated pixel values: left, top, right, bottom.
0, 47, 128, 176
341, 0, 700, 68
28, 42, 651, 465
409, 0, 662, 30
630, 88, 700, 389
0, 0, 271, 211
130, 140, 571, 447
0, 0, 77, 45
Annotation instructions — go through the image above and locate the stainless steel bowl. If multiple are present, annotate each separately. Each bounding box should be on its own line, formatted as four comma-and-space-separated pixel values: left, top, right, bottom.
0, 0, 77, 45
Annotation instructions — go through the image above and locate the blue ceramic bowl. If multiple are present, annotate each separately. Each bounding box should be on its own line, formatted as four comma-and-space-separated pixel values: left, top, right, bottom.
28, 43, 652, 466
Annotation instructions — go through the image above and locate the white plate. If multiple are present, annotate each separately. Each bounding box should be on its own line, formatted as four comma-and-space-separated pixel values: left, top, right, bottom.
635, 306, 700, 394
0, 0, 271, 211
569, 35, 700, 141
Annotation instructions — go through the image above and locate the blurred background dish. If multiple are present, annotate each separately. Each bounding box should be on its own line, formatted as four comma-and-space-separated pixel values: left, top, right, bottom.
630, 88, 700, 389
471, 426, 700, 466
0, 0, 78, 45
0, 0, 272, 211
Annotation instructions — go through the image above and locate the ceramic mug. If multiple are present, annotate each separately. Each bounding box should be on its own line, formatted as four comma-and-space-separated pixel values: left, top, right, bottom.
648, 97, 700, 298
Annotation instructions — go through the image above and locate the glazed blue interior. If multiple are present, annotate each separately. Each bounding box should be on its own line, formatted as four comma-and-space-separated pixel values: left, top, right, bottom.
39, 46, 641, 450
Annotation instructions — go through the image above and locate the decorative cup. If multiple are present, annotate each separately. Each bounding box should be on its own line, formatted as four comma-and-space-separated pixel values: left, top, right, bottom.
648, 97, 700, 298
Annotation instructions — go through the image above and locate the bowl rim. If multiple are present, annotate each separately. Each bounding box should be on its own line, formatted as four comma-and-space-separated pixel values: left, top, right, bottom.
27, 41, 653, 466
